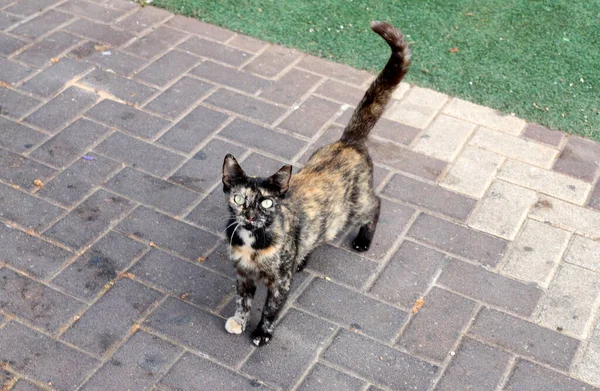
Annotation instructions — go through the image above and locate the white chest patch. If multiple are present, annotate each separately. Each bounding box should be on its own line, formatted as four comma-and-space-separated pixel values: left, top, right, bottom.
237, 229, 255, 247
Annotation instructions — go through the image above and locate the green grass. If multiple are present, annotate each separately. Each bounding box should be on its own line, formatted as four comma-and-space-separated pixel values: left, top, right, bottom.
153, 0, 600, 140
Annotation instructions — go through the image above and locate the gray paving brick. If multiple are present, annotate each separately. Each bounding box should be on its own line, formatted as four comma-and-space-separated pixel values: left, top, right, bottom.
115, 6, 171, 33
86, 100, 170, 139
322, 330, 439, 391
260, 68, 322, 105
506, 359, 600, 391
144, 297, 254, 366
19, 57, 92, 98
30, 118, 111, 167
279, 96, 341, 137
65, 18, 134, 47
80, 69, 158, 105
62, 278, 163, 356
397, 287, 477, 362
15, 31, 81, 68
170, 138, 245, 192
244, 45, 299, 78
52, 231, 147, 300
44, 189, 135, 249
37, 152, 120, 207
206, 89, 286, 124
125, 26, 188, 59
0, 268, 85, 332
0, 32, 27, 56
4, 0, 60, 16
117, 206, 219, 260
371, 118, 421, 146
12, 10, 73, 40
297, 278, 407, 341
94, 132, 184, 177
0, 11, 21, 30
166, 14, 234, 42
184, 187, 230, 233
305, 245, 377, 289
315, 79, 364, 106
11, 380, 45, 391
200, 243, 236, 278
219, 119, 306, 160
0, 182, 64, 231
131, 249, 233, 309
523, 123, 564, 146
436, 337, 512, 391
0, 88, 41, 119
382, 174, 476, 221
81, 330, 182, 391
145, 76, 213, 119
297, 363, 365, 391
178, 36, 252, 66
57, 0, 126, 23
190, 60, 271, 94
242, 309, 335, 389
0, 57, 34, 84
72, 45, 147, 77
0, 117, 46, 154
24, 86, 98, 133
469, 307, 579, 369
0, 322, 99, 391
0, 148, 56, 191
554, 136, 600, 182
238, 152, 288, 175
135, 50, 201, 86
298, 124, 344, 164
0, 223, 72, 279
297, 55, 372, 86
407, 214, 509, 266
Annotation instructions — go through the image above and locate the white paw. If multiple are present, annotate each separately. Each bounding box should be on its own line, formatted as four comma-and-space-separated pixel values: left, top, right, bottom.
225, 317, 243, 334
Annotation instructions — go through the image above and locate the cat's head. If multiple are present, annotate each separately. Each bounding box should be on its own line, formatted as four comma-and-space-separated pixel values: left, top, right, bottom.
222, 154, 292, 231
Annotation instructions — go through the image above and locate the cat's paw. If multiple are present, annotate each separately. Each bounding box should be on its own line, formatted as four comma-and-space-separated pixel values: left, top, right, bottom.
225, 317, 243, 334
352, 237, 371, 252
251, 328, 273, 346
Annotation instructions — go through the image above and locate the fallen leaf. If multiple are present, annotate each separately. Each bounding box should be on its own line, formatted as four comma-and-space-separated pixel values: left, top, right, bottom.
180, 292, 190, 299
51, 57, 60, 63
119, 272, 135, 279
197, 257, 206, 263
449, 47, 459, 53
33, 179, 44, 188
26, 229, 35, 235
412, 297, 425, 313
149, 241, 157, 247
94, 44, 111, 52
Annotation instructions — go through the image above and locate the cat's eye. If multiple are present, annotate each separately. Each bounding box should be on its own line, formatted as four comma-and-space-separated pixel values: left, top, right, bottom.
233, 194, 245, 205
261, 199, 273, 209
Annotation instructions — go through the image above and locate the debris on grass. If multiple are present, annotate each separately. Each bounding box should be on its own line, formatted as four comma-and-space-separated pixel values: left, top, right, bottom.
449, 47, 459, 53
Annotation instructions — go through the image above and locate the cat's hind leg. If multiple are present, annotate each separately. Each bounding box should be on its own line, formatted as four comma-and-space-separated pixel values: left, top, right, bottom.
352, 195, 380, 252
225, 275, 256, 335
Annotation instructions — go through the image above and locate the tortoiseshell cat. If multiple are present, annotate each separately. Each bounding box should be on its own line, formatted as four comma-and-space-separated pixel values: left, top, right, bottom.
221, 21, 410, 346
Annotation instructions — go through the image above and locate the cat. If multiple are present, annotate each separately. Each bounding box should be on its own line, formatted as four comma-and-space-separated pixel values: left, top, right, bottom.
221, 21, 411, 346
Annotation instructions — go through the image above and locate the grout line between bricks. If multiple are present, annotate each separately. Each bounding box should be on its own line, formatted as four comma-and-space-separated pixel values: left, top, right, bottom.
495, 355, 518, 391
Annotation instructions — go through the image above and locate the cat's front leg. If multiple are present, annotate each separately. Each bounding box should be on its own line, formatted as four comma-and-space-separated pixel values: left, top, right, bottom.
251, 276, 292, 346
225, 274, 256, 335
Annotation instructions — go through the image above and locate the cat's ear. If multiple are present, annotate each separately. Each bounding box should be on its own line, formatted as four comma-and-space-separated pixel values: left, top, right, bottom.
268, 165, 292, 195
222, 154, 246, 191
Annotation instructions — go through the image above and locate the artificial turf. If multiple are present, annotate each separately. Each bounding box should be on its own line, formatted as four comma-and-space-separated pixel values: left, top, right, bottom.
153, 0, 600, 140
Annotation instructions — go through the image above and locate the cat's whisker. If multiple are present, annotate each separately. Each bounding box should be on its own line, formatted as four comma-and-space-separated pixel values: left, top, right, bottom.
223, 221, 239, 234
229, 223, 241, 247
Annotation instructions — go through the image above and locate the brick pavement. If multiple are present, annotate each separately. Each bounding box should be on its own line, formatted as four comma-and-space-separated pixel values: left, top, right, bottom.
1, 0, 600, 390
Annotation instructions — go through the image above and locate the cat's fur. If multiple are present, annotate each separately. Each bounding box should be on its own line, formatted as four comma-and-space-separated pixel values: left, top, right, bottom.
221, 21, 410, 346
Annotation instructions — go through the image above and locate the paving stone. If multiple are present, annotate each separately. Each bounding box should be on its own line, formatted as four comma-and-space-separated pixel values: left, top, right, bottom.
298, 124, 344, 164
57, 0, 126, 23
184, 186, 230, 233
536, 263, 600, 337
62, 278, 162, 356
73, 46, 147, 77
81, 330, 182, 391
4, 0, 60, 16
115, 6, 171, 33
125, 26, 188, 59
0, 268, 85, 332
99, 0, 138, 10
502, 219, 570, 287
206, 89, 286, 125
244, 45, 299, 78
576, 316, 600, 386
135, 50, 200, 86
0, 182, 64, 231
199, 242, 236, 278
0, 322, 99, 391
95, 132, 184, 176
297, 278, 406, 341
242, 309, 335, 389
104, 167, 198, 214
178, 36, 252, 66
86, 100, 170, 139
145, 76, 213, 119
0, 11, 21, 30
190, 60, 271, 94
144, 297, 254, 366
507, 359, 600, 391
530, 194, 600, 237
565, 235, 600, 272
131, 249, 233, 309
523, 123, 564, 146
15, 31, 81, 68
470, 127, 558, 168
297, 363, 365, 391
65, 18, 134, 47
469, 180, 538, 240
383, 174, 476, 221
117, 206, 219, 260
443, 98, 526, 135
228, 34, 268, 53
398, 287, 477, 362
219, 119, 306, 160
37, 152, 120, 207
322, 330, 439, 391
11, 380, 45, 391
304, 245, 376, 290
591, 181, 600, 211
367, 138, 447, 180
52, 231, 146, 300
0, 223, 72, 278
0, 88, 41, 119
553, 136, 600, 182
0, 148, 56, 191
413, 114, 476, 161
0, 57, 34, 84
469, 307, 579, 369
0, 32, 27, 56
239, 153, 289, 176
260, 68, 321, 106
440, 146, 503, 198
314, 79, 364, 106
436, 337, 512, 391
297, 55, 372, 86
385, 86, 448, 129
166, 14, 235, 42
30, 118, 111, 167
170, 138, 245, 192
80, 69, 157, 105
44, 189, 135, 249
370, 241, 449, 307
371, 118, 421, 146
279, 96, 341, 137
0, 117, 46, 154
19, 57, 92, 98
24, 86, 98, 134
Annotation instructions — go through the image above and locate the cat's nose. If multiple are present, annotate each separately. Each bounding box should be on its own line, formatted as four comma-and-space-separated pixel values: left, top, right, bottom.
248, 216, 254, 222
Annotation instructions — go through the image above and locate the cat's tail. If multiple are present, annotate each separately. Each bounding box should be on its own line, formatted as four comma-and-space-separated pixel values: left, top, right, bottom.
340, 21, 410, 145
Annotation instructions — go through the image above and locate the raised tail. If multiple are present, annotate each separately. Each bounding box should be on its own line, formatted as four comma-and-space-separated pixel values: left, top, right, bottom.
340, 21, 411, 144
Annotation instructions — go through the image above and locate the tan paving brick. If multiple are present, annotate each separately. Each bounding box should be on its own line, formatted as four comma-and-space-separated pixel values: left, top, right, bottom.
392, 82, 411, 100
564, 235, 600, 272
530, 195, 600, 238
469, 180, 538, 240
413, 114, 476, 161
443, 97, 526, 135
440, 146, 503, 198
384, 86, 448, 129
